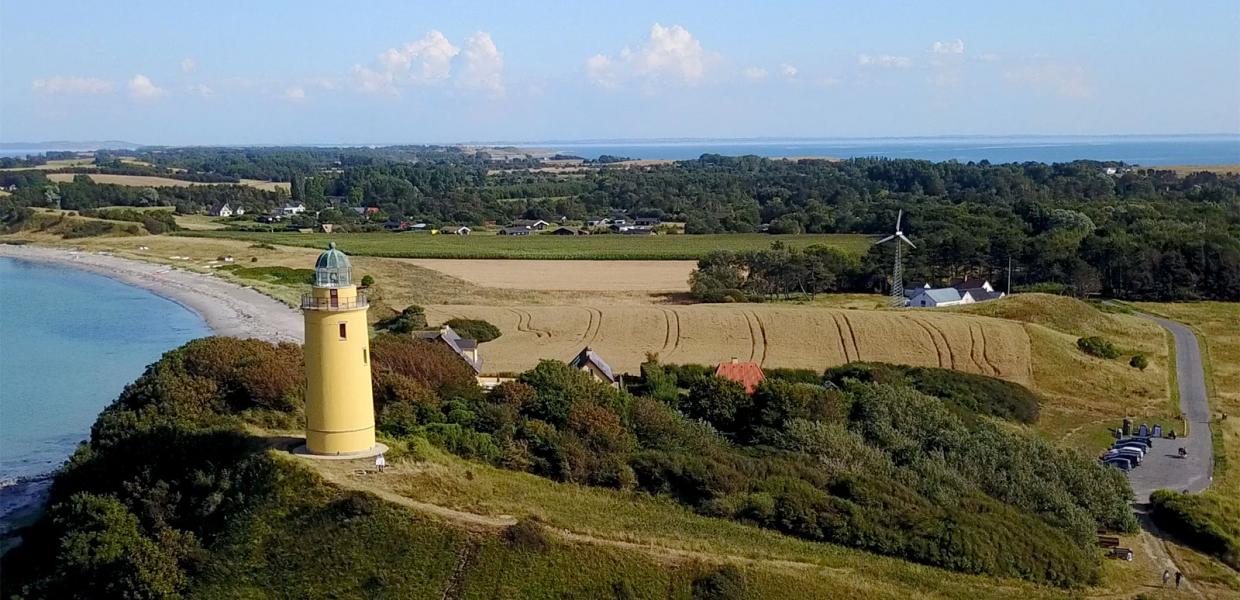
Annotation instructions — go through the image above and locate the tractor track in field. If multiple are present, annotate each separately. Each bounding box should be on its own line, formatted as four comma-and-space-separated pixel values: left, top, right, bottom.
920, 319, 957, 370
578, 306, 603, 346
909, 317, 947, 368
830, 313, 852, 362
441, 537, 478, 600
660, 308, 682, 356
976, 324, 1001, 376
838, 313, 862, 362
746, 310, 769, 366
508, 308, 551, 339
966, 324, 988, 374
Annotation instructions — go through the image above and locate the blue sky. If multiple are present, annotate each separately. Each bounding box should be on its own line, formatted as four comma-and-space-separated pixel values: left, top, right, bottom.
2, 1, 1238, 144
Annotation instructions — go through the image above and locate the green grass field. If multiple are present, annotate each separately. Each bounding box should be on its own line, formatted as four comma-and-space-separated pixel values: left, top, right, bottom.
178, 231, 875, 260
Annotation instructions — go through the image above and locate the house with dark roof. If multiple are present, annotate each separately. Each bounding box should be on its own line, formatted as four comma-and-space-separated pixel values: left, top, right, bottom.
439, 225, 471, 235
634, 217, 661, 226
511, 219, 550, 230
498, 226, 533, 236
414, 325, 483, 373
209, 202, 239, 217
715, 358, 765, 395
962, 288, 1005, 302
549, 226, 587, 235
568, 347, 618, 386
903, 281, 933, 298
908, 287, 967, 308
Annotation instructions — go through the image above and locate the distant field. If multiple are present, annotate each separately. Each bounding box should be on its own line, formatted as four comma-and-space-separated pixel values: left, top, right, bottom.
180, 231, 875, 260
1159, 164, 1240, 176
0, 157, 95, 171
46, 173, 289, 192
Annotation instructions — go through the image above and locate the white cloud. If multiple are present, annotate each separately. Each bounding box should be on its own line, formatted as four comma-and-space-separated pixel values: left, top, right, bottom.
127, 74, 167, 100
187, 84, 214, 97
858, 54, 912, 68
931, 39, 965, 54
353, 30, 503, 96
779, 64, 798, 79
456, 32, 504, 94
975, 53, 1001, 63
1004, 64, 1091, 98
283, 86, 307, 101
32, 76, 114, 95
181, 58, 196, 73
586, 23, 713, 88
379, 30, 460, 83
743, 66, 768, 81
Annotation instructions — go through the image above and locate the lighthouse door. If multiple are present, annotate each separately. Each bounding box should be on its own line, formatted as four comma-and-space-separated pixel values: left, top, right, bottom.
329, 288, 338, 308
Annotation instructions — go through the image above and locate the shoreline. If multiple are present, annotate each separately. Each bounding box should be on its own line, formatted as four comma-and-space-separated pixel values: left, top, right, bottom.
0, 243, 303, 344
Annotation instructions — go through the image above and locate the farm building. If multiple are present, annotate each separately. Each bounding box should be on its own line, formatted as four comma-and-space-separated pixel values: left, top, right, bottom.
715, 358, 765, 394
280, 203, 307, 216
414, 325, 483, 373
568, 347, 618, 386
909, 287, 970, 308
440, 226, 471, 235
511, 219, 550, 230
498, 226, 533, 236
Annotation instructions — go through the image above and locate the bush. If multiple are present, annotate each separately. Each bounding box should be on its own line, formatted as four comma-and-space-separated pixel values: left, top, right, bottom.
823, 362, 1040, 423
1129, 354, 1149, 370
377, 305, 427, 334
359, 274, 375, 287
370, 335, 478, 395
503, 519, 551, 553
683, 376, 751, 433
444, 318, 501, 343
1077, 336, 1121, 359
1150, 490, 1239, 570
691, 565, 747, 600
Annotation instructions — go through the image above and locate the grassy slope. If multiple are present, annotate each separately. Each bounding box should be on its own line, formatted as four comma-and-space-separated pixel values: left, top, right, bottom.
179, 230, 875, 260
1134, 301, 1240, 588
302, 441, 1075, 600
958, 294, 1174, 452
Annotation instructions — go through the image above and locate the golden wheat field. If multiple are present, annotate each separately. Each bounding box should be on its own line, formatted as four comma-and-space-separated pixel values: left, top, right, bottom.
424, 303, 1034, 380
402, 258, 696, 291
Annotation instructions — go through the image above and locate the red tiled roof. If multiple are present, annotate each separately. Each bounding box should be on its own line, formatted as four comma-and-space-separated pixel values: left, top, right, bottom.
715, 360, 765, 395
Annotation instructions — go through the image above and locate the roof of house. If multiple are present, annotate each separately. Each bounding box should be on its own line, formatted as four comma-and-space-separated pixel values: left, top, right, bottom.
413, 326, 483, 373
568, 347, 616, 383
963, 289, 1005, 302
912, 288, 963, 304
441, 225, 469, 232
512, 219, 548, 227
499, 226, 531, 235
715, 359, 765, 394
951, 278, 990, 291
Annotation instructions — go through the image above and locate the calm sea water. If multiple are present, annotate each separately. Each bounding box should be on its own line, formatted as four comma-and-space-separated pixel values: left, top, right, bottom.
0, 257, 207, 481
544, 135, 1240, 165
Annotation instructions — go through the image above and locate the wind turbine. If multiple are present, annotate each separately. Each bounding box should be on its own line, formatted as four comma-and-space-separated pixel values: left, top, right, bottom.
875, 209, 915, 307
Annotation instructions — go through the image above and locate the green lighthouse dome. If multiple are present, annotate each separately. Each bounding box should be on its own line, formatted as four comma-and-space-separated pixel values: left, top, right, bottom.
314, 242, 353, 287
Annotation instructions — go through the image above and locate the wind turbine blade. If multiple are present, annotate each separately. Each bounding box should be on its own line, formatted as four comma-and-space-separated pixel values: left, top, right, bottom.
875, 234, 896, 245
896, 209, 903, 231
898, 233, 916, 248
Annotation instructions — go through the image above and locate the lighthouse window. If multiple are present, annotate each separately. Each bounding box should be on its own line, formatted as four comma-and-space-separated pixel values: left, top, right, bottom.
338, 323, 347, 340
362, 348, 368, 364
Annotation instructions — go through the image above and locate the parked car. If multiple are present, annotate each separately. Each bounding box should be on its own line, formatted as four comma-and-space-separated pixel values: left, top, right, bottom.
1106, 448, 1143, 465
1102, 458, 1133, 471
1115, 437, 1153, 449
1111, 444, 1147, 456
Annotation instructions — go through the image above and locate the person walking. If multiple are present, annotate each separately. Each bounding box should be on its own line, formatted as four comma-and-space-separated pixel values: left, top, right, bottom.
1175, 571, 1183, 589
1162, 569, 1170, 586
375, 453, 387, 473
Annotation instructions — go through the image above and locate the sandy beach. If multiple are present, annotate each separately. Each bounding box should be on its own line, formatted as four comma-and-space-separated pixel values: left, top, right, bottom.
0, 244, 304, 343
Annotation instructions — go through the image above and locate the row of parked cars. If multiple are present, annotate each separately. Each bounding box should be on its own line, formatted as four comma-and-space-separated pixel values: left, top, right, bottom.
1100, 436, 1154, 471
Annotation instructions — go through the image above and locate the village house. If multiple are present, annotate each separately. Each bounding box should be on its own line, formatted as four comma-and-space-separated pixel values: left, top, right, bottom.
414, 325, 483, 373
209, 202, 238, 217
281, 203, 307, 216
715, 358, 765, 395
511, 219, 550, 231
908, 287, 970, 308
568, 347, 618, 387
634, 216, 661, 227
439, 225, 471, 235
498, 226, 533, 236
549, 226, 587, 235
620, 226, 656, 235
585, 218, 610, 228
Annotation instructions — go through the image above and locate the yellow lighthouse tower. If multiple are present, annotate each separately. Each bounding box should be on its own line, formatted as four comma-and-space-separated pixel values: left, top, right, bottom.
302, 243, 377, 455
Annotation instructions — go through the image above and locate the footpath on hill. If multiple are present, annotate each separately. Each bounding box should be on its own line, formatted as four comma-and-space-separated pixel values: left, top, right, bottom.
1125, 311, 1214, 501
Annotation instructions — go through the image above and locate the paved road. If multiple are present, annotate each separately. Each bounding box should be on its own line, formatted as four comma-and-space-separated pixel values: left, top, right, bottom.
1125, 312, 1214, 501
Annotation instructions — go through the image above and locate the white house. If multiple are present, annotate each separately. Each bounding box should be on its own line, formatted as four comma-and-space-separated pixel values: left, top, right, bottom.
210, 202, 237, 217
281, 203, 306, 216
909, 287, 972, 308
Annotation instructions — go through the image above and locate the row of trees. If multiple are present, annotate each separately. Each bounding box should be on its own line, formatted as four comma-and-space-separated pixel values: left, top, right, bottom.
689, 243, 861, 301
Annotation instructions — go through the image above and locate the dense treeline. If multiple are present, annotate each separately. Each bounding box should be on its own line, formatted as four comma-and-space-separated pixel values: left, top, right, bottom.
1, 175, 286, 214
4, 148, 1236, 299
2, 337, 1136, 594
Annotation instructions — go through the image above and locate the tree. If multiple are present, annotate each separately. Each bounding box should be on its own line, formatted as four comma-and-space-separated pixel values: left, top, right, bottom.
683, 376, 750, 433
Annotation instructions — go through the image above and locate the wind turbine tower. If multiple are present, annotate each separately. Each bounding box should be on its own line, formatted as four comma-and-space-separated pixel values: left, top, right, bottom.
875, 209, 916, 307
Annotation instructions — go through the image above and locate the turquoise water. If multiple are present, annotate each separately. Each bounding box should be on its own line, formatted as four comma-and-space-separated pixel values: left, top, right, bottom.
545, 134, 1240, 164
0, 257, 208, 480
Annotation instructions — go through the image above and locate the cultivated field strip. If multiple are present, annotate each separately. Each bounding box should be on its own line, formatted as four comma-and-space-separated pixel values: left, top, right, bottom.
424, 304, 1034, 384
